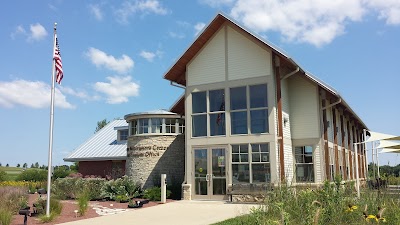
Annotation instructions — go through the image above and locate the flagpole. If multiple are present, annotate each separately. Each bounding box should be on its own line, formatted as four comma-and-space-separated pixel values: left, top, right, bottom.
46, 22, 57, 217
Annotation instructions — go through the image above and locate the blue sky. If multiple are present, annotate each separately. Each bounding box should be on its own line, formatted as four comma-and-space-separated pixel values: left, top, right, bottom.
0, 0, 399, 167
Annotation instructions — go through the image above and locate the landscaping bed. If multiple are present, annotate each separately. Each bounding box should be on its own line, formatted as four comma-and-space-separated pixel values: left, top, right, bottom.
10, 193, 174, 225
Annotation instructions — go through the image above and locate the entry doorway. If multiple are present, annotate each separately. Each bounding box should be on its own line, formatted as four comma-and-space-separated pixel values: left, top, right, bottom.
193, 147, 227, 200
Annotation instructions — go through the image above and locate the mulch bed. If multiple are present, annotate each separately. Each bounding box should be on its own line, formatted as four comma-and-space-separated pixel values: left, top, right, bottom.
11, 193, 175, 225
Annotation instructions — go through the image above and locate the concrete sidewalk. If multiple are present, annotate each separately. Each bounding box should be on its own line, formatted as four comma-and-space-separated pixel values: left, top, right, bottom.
59, 201, 260, 225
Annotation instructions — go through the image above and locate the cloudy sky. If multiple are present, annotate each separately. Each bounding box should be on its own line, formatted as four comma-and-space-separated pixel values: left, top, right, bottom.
1, 0, 399, 167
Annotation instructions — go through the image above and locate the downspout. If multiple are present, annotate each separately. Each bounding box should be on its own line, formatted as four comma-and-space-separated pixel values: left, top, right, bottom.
281, 67, 299, 80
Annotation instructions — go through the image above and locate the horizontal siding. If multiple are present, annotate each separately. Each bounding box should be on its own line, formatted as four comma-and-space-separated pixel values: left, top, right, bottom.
284, 144, 293, 184
187, 27, 225, 86
288, 75, 320, 139
281, 79, 291, 139
314, 145, 322, 183
227, 26, 272, 81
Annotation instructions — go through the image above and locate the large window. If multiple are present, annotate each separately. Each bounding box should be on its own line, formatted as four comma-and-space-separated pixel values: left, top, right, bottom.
138, 119, 148, 134
151, 118, 163, 134
232, 143, 270, 184
129, 118, 184, 135
118, 129, 128, 141
294, 146, 314, 182
230, 84, 268, 135
192, 90, 225, 137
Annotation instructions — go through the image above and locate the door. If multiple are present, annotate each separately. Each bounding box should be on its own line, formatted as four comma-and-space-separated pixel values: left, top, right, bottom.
193, 147, 227, 200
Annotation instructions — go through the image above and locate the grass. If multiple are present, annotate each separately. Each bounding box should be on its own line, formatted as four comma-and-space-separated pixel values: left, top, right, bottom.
0, 166, 24, 181
213, 179, 400, 225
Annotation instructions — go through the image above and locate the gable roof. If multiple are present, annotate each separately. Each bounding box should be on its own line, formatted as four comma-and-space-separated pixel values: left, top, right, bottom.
64, 119, 128, 162
164, 12, 367, 129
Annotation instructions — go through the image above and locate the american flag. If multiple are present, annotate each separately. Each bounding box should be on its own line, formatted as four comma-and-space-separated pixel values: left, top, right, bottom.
54, 38, 63, 84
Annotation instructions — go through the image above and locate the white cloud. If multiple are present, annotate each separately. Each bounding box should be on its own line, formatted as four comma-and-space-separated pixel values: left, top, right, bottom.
89, 4, 103, 21
10, 25, 26, 39
94, 76, 139, 104
0, 79, 75, 109
58, 86, 100, 101
168, 31, 185, 39
200, 0, 234, 7
85, 47, 134, 73
194, 22, 206, 36
139, 50, 162, 62
367, 0, 400, 25
28, 23, 48, 41
228, 0, 365, 47
115, 0, 168, 24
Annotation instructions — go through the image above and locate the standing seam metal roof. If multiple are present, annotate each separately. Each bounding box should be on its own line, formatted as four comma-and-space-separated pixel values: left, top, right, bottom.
63, 119, 128, 162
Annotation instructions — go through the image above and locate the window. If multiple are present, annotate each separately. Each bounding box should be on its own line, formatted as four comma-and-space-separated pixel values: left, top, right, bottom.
179, 119, 185, 134
232, 143, 270, 184
165, 118, 176, 134
138, 119, 148, 134
294, 146, 314, 182
151, 118, 162, 134
130, 120, 137, 135
192, 92, 207, 137
192, 90, 225, 137
329, 147, 335, 181
230, 84, 268, 135
119, 129, 128, 141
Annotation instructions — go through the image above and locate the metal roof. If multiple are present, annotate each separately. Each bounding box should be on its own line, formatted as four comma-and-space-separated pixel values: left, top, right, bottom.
124, 109, 177, 119
64, 119, 128, 162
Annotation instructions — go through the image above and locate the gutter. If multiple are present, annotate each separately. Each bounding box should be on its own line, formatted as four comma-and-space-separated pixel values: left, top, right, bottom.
282, 67, 299, 80
170, 81, 185, 89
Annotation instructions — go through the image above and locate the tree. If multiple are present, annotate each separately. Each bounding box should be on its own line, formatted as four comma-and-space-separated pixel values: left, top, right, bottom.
0, 163, 2, 167
17, 164, 20, 168
95, 119, 109, 133
23, 163, 27, 169
31, 163, 34, 168
34, 162, 39, 168
6, 164, 9, 167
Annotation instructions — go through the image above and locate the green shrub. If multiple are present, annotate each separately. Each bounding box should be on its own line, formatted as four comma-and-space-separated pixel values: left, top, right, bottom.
52, 177, 106, 200
33, 197, 63, 216
0, 170, 6, 182
143, 186, 171, 201
0, 208, 12, 225
101, 176, 141, 201
52, 166, 71, 179
77, 189, 90, 216
16, 169, 47, 182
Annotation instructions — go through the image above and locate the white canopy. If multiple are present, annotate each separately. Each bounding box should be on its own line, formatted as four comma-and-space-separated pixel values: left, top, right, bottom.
366, 131, 398, 142
380, 147, 400, 153
377, 140, 400, 149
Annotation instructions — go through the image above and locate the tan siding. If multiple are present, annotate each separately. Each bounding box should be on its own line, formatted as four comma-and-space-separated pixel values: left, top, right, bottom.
281, 79, 291, 139
288, 75, 320, 139
284, 144, 293, 184
226, 26, 272, 81
187, 27, 225, 86
314, 145, 322, 183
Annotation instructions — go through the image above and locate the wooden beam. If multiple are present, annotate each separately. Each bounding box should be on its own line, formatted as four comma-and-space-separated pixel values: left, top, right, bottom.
274, 54, 285, 182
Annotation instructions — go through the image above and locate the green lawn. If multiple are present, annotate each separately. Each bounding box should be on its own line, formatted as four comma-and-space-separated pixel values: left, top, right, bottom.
0, 166, 24, 181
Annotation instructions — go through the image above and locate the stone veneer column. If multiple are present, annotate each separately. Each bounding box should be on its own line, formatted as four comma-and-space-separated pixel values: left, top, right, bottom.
126, 134, 185, 190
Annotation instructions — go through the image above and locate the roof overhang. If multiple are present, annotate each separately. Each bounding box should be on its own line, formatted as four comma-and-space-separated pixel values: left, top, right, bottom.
63, 156, 127, 162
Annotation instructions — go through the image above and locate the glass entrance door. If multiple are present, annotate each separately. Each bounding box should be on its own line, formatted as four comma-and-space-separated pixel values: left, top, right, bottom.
193, 147, 227, 200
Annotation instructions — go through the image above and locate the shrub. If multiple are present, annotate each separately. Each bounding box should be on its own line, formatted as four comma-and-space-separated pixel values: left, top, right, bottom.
77, 189, 90, 216
52, 166, 71, 179
33, 197, 63, 216
143, 186, 171, 201
16, 169, 47, 182
0, 186, 28, 213
0, 170, 6, 182
0, 208, 12, 225
52, 177, 106, 200
101, 176, 141, 201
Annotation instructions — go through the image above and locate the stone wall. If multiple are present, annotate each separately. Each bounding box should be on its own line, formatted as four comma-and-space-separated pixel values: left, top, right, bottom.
126, 134, 185, 189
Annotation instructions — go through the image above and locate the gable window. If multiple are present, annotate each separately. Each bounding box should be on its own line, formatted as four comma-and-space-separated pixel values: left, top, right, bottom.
192, 89, 225, 137
230, 84, 268, 135
294, 146, 314, 182
232, 143, 270, 184
118, 129, 128, 141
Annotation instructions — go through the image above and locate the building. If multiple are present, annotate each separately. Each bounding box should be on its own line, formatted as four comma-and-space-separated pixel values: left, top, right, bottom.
164, 13, 367, 200
64, 119, 128, 178
65, 13, 368, 201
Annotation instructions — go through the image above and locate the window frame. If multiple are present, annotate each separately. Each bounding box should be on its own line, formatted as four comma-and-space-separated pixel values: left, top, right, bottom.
294, 146, 315, 183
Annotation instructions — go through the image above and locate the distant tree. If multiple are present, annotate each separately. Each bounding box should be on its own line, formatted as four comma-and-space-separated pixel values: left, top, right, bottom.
23, 163, 27, 169
95, 119, 109, 133
34, 162, 39, 168
31, 163, 34, 168
0, 170, 6, 181
17, 164, 20, 168
6, 164, 9, 167
0, 163, 2, 167
70, 162, 79, 172
16, 169, 47, 182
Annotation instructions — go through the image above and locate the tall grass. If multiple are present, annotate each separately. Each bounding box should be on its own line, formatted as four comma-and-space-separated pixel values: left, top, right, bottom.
0, 208, 12, 225
77, 189, 90, 216
216, 179, 400, 225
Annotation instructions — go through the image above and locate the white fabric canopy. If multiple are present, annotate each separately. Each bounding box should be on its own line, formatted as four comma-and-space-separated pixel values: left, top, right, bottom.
366, 131, 397, 142
380, 147, 400, 153
377, 140, 400, 149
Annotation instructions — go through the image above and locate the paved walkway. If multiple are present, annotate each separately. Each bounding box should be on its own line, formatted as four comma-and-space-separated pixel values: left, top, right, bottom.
60, 200, 260, 225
